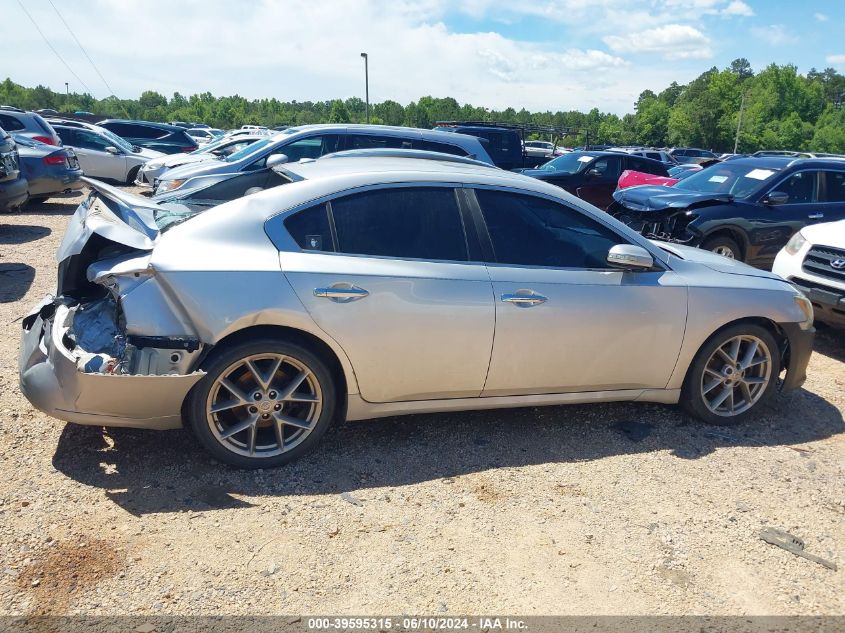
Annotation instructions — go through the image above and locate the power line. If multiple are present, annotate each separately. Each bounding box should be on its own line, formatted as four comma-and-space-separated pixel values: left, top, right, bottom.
15, 0, 95, 96
47, 0, 117, 97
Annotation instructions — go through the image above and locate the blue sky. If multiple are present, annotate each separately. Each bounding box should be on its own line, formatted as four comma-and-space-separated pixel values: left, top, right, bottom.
2, 0, 843, 115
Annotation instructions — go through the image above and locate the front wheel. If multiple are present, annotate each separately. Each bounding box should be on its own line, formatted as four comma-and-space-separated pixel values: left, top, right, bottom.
126, 165, 141, 186
187, 338, 337, 468
681, 324, 780, 425
701, 235, 741, 260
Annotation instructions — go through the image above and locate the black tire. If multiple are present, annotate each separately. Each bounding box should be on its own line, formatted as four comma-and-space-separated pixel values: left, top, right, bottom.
681, 323, 781, 426
701, 235, 742, 260
187, 338, 337, 468
126, 165, 141, 186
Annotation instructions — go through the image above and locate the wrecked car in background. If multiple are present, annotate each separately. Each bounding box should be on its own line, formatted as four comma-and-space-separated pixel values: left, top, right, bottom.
608, 157, 845, 266
20, 156, 815, 469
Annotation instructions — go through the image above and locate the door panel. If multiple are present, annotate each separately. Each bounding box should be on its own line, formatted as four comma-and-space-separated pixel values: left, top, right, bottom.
471, 187, 688, 396
282, 253, 495, 402
483, 267, 687, 395
574, 156, 621, 210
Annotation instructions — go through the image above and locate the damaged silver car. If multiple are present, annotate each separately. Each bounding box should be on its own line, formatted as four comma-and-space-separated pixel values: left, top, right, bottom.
20, 156, 815, 468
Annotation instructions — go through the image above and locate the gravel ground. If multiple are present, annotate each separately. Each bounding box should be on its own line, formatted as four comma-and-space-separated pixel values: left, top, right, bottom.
0, 190, 843, 617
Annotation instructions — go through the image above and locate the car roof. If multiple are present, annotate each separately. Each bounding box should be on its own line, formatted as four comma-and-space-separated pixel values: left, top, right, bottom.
282, 155, 506, 179
98, 119, 183, 131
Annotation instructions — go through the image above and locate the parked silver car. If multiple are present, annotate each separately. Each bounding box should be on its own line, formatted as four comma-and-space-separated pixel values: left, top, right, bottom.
52, 123, 164, 184
154, 124, 496, 194
19, 156, 815, 468
135, 134, 265, 187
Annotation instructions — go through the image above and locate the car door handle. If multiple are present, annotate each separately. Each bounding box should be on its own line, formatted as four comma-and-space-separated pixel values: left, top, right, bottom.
314, 285, 369, 301
808, 213, 824, 220
501, 292, 547, 306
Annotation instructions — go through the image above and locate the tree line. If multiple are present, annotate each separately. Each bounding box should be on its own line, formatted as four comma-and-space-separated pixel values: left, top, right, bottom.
2, 59, 845, 152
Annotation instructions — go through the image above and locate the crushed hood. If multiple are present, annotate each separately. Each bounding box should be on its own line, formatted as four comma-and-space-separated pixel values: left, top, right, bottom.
655, 241, 782, 281
57, 177, 162, 261
613, 185, 732, 212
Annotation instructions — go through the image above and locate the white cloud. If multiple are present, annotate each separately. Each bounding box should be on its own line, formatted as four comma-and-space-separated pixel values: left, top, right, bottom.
815, 13, 829, 22
604, 24, 713, 60
722, 1, 754, 17
750, 24, 798, 46
1, 0, 640, 114
826, 54, 845, 66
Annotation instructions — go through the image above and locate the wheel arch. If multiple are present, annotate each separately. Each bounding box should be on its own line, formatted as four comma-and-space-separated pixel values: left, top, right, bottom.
680, 316, 788, 389
700, 226, 749, 260
196, 324, 356, 413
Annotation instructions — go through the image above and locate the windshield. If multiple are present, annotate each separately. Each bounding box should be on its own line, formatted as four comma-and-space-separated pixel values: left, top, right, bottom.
224, 137, 273, 162
538, 152, 593, 173
674, 162, 781, 198
99, 128, 134, 153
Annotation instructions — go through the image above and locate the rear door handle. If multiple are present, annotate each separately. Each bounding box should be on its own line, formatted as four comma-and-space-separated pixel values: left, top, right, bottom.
501, 292, 547, 307
314, 285, 369, 301
808, 213, 824, 220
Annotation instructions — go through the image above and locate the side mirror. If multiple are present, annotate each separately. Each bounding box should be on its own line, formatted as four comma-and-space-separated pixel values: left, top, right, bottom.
266, 153, 289, 168
607, 244, 654, 270
104, 146, 120, 155
587, 168, 602, 178
762, 191, 789, 206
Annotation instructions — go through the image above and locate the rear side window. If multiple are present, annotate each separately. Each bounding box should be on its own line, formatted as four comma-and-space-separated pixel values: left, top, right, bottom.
284, 203, 334, 251
105, 123, 164, 139
31, 113, 55, 136
475, 189, 623, 269
628, 157, 666, 176
414, 140, 467, 156
0, 114, 25, 132
330, 187, 468, 261
821, 171, 845, 202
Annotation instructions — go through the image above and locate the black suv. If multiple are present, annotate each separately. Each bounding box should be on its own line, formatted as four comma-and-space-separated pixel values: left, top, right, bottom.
515, 150, 669, 210
97, 119, 198, 154
608, 156, 845, 268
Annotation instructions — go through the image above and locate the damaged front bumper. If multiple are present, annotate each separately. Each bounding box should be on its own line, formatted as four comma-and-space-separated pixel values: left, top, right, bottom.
608, 202, 701, 245
19, 297, 204, 430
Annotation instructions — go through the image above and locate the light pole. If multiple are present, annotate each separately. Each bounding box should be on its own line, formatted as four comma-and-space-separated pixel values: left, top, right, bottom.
65, 82, 69, 97
360, 52, 369, 123
733, 92, 746, 154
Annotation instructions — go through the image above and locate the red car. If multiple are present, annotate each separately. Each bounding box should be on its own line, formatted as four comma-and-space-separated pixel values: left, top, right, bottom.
617, 169, 679, 190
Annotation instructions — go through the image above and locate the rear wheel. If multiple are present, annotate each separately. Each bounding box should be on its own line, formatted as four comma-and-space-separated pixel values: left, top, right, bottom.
681, 323, 780, 425
187, 338, 337, 468
701, 235, 741, 260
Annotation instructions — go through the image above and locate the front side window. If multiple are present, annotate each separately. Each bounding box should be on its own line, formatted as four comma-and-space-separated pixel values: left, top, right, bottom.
821, 171, 845, 203
248, 135, 342, 169
475, 189, 623, 269
773, 171, 816, 204
588, 156, 622, 181
331, 187, 468, 261
76, 130, 112, 151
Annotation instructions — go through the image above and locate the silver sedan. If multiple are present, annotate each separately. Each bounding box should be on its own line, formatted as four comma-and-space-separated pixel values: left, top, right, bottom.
19, 156, 815, 468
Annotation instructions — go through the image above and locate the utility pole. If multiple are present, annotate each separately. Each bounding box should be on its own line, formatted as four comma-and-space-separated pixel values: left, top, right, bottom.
65, 82, 69, 97
733, 92, 746, 154
360, 53, 369, 124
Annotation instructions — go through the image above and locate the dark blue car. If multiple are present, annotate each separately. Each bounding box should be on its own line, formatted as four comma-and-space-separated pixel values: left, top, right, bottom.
97, 119, 198, 155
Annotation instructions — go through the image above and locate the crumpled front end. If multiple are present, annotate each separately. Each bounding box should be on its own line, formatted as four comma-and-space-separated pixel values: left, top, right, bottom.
607, 199, 701, 245
18, 180, 207, 430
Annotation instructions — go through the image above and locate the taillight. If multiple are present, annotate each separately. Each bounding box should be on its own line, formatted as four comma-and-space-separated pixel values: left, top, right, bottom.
43, 154, 66, 166
180, 146, 195, 153
33, 135, 57, 145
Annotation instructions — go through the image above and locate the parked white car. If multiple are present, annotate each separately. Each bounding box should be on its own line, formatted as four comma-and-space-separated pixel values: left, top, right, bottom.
52, 123, 164, 184
187, 128, 224, 144
773, 219, 845, 328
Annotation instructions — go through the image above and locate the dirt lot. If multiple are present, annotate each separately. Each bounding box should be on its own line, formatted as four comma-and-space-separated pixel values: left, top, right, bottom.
1, 190, 844, 617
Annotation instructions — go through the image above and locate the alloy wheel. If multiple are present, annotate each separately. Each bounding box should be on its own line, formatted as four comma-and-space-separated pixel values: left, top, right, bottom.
712, 245, 736, 259
700, 335, 772, 417
206, 353, 323, 457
